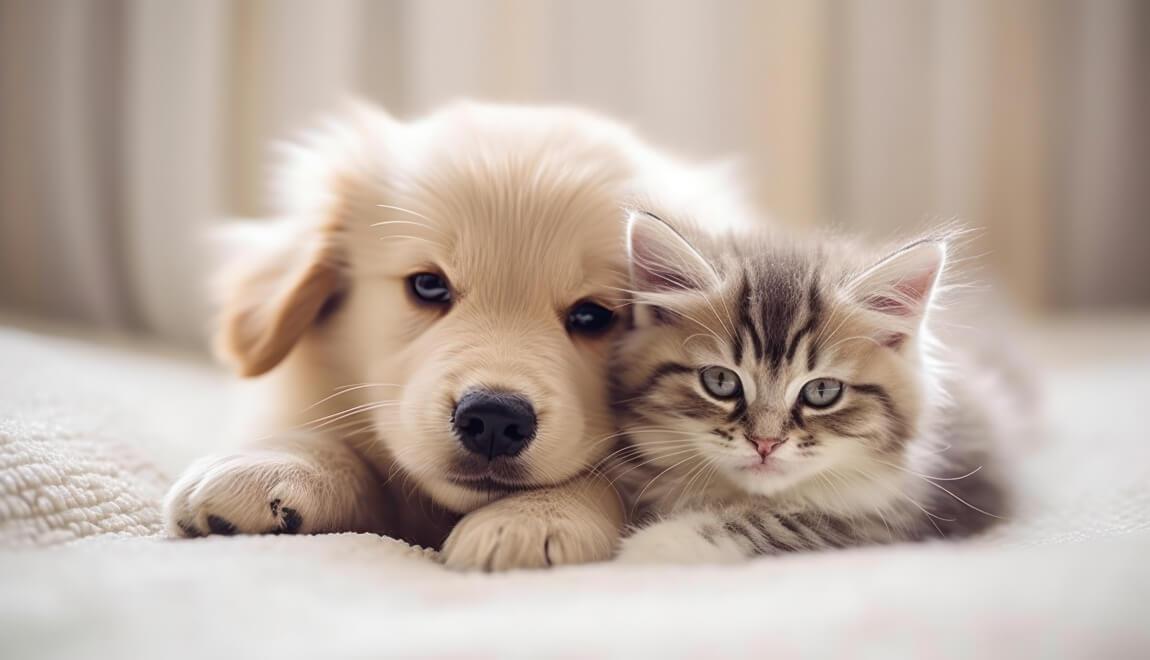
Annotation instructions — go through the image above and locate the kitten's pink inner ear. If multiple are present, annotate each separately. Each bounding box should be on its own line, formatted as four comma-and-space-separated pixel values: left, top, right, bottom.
858, 240, 946, 318
626, 211, 716, 292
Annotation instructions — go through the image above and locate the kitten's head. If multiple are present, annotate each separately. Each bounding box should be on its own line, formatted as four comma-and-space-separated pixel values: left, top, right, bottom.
612, 211, 947, 498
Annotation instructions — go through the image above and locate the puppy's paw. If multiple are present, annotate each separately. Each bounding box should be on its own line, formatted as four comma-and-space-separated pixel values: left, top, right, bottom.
441, 497, 615, 571
616, 514, 749, 565
164, 452, 323, 538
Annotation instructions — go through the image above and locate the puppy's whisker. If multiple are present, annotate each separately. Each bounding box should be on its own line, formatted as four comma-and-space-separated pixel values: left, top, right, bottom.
370, 219, 446, 235
377, 235, 445, 248
375, 203, 441, 226
303, 383, 404, 411
302, 401, 403, 430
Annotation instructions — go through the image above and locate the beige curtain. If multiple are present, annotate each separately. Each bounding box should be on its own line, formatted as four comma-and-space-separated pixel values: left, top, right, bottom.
1, 0, 1147, 345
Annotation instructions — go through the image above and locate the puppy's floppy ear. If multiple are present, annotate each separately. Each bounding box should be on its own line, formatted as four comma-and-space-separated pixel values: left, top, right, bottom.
208, 99, 397, 377
212, 218, 346, 377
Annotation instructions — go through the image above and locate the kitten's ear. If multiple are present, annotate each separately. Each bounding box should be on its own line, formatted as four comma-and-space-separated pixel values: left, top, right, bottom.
849, 240, 946, 345
626, 210, 718, 292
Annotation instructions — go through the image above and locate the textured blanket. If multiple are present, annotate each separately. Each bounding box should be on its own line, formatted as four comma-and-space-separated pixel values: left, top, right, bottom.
2, 315, 1149, 658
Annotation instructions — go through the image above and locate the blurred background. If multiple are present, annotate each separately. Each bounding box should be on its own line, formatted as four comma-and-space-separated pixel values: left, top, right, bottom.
1, 0, 1147, 347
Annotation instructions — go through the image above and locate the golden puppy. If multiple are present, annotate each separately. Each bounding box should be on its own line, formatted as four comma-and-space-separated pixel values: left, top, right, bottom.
164, 101, 743, 570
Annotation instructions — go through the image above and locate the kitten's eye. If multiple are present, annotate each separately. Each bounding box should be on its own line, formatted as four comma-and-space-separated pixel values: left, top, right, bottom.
800, 378, 844, 408
701, 366, 742, 399
567, 301, 615, 335
409, 272, 452, 304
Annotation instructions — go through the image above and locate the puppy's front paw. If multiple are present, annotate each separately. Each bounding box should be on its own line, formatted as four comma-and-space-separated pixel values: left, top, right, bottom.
441, 497, 616, 571
164, 453, 322, 538
616, 514, 749, 565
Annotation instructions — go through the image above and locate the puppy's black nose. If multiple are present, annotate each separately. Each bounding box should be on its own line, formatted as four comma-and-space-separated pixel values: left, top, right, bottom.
452, 390, 537, 459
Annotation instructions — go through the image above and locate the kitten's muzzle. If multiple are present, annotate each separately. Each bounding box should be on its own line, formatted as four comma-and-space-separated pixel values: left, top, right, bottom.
452, 390, 537, 459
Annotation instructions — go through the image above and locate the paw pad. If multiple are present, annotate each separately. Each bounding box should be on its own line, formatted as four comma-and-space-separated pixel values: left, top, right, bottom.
206, 515, 237, 536
176, 519, 202, 538
269, 498, 303, 534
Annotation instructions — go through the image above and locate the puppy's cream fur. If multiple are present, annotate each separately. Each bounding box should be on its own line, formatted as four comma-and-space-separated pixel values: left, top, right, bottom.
164, 101, 745, 570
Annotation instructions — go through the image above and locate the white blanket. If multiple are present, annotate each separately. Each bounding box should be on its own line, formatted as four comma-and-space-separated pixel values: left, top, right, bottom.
2, 315, 1149, 658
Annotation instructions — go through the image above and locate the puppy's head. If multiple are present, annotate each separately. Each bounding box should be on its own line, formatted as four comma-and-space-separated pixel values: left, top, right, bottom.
213, 102, 678, 513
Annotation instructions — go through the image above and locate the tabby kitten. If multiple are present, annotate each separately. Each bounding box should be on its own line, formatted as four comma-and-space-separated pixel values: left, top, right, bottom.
609, 211, 1008, 564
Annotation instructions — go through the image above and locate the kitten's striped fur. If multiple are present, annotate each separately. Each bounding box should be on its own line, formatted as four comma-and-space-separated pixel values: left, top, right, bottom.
608, 211, 1009, 564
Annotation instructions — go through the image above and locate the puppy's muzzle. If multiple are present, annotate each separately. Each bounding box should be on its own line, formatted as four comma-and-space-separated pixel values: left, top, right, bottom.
452, 390, 537, 459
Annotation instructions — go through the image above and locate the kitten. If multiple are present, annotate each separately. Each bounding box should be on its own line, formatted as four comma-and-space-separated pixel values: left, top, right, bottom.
608, 211, 1010, 564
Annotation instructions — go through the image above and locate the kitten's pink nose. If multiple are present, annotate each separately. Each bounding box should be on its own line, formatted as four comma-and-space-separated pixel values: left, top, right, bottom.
751, 437, 785, 458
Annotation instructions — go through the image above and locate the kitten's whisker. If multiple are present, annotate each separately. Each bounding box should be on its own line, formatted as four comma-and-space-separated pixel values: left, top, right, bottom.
812, 305, 869, 355
819, 334, 882, 354
680, 333, 722, 351
606, 448, 700, 488
865, 458, 1002, 520
632, 454, 702, 512
849, 466, 954, 536
868, 457, 984, 483
825, 467, 907, 541
670, 456, 717, 512
594, 439, 701, 465
585, 430, 702, 457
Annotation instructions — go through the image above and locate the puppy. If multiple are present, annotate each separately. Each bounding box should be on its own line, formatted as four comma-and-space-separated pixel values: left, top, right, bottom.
164, 101, 742, 570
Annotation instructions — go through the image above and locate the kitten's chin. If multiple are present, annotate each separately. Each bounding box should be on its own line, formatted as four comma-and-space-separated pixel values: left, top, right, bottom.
726, 463, 808, 496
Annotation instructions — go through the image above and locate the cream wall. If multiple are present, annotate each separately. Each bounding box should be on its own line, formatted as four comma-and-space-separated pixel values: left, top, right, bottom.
1, 0, 1146, 344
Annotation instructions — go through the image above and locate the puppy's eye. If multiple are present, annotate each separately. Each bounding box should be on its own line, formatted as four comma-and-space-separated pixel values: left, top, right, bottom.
701, 366, 741, 399
566, 301, 614, 335
800, 378, 844, 408
409, 272, 452, 304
